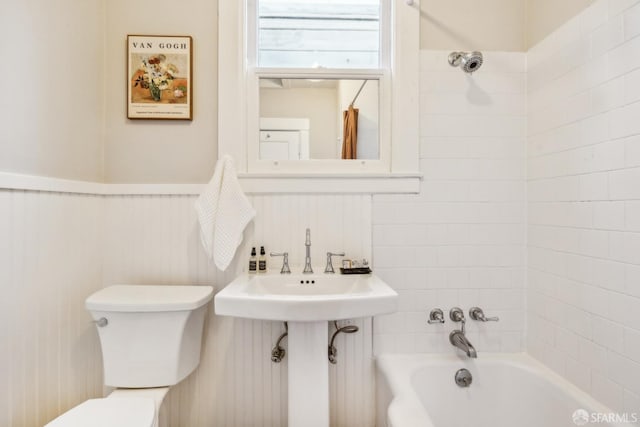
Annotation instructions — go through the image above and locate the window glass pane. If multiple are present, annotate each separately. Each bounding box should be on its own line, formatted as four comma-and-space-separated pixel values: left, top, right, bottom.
259, 78, 379, 160
258, 0, 380, 69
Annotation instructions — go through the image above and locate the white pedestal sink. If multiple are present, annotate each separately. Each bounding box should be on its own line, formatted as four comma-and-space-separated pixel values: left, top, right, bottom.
215, 272, 398, 427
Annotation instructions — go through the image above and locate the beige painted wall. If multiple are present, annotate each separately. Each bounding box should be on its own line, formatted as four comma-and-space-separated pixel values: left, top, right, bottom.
420, 0, 594, 52
420, 0, 526, 51
103, 0, 218, 183
526, 0, 595, 48
260, 87, 339, 159
1, 0, 596, 183
0, 0, 105, 181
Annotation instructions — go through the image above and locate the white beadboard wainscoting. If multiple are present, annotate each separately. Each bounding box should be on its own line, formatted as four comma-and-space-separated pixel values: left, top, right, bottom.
0, 186, 376, 427
103, 193, 375, 427
0, 190, 104, 427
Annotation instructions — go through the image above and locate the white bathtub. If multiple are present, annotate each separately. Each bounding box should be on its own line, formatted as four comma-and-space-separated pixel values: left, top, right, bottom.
376, 353, 636, 427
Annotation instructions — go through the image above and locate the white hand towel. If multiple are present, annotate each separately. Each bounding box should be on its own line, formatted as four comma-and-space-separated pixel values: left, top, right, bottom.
195, 155, 256, 271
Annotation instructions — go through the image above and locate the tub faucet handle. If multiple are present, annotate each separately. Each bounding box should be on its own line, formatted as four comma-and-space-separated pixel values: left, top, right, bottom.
449, 307, 466, 333
469, 307, 499, 322
427, 308, 445, 324
449, 307, 465, 322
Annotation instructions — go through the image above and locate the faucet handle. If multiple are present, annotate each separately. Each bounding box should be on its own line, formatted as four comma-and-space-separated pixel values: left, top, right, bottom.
469, 307, 499, 322
449, 307, 465, 322
270, 252, 291, 274
324, 252, 345, 274
427, 308, 445, 324
449, 307, 466, 333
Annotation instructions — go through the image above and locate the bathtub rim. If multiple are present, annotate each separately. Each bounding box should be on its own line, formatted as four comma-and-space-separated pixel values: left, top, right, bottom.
376, 352, 629, 427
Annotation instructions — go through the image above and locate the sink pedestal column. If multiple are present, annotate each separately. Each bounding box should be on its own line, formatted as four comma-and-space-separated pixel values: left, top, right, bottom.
288, 321, 329, 427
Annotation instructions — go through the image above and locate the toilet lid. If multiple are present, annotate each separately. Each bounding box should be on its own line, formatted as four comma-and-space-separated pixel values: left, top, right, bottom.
45, 398, 155, 427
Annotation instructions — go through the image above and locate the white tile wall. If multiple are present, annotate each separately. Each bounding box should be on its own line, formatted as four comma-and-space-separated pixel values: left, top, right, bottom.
372, 50, 527, 355
0, 190, 104, 427
527, 0, 640, 415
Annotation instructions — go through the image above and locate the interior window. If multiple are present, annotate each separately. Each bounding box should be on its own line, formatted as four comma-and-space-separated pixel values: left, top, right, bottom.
217, 0, 420, 186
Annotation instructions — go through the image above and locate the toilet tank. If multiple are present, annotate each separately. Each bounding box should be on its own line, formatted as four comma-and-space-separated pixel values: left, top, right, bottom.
86, 285, 214, 388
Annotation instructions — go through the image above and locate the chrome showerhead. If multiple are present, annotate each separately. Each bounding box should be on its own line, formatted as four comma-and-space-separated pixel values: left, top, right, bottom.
448, 51, 483, 73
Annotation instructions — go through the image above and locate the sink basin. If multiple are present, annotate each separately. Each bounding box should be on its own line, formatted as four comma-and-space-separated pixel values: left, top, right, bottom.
214, 272, 397, 321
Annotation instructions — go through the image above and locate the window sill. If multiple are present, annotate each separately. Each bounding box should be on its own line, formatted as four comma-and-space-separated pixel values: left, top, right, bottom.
237, 172, 422, 194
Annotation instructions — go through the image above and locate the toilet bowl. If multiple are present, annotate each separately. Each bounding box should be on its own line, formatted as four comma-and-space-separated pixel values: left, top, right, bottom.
45, 397, 156, 427
45, 285, 213, 427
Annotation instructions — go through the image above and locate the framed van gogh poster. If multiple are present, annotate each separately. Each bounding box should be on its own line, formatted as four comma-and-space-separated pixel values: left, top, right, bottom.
127, 35, 192, 120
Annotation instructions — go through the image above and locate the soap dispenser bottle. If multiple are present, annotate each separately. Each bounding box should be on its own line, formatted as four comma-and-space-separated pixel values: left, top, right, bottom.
258, 246, 267, 273
249, 247, 257, 274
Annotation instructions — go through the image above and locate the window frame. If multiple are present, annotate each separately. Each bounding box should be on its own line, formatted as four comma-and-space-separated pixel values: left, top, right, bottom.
247, 0, 390, 173
217, 0, 421, 193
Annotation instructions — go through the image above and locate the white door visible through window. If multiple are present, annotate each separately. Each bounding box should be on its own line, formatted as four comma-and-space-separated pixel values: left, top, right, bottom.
259, 130, 306, 160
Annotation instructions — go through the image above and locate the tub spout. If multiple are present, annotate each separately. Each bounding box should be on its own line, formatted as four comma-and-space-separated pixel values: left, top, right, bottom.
449, 330, 477, 358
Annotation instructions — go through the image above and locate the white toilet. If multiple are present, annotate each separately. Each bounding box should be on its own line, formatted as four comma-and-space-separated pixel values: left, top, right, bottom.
45, 284, 214, 427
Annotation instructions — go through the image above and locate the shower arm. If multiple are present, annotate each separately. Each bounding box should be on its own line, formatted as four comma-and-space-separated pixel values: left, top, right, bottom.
349, 80, 368, 108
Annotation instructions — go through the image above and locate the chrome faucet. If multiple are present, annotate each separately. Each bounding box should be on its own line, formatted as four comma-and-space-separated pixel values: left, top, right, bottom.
450, 330, 477, 358
303, 228, 313, 274
449, 307, 477, 358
